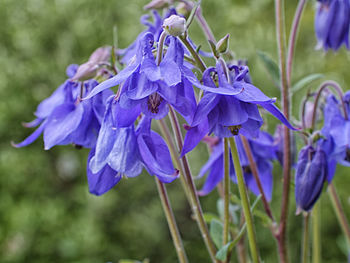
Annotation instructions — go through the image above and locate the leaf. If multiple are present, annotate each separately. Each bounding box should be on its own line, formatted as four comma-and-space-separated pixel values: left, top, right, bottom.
257, 50, 280, 88
215, 224, 247, 260
210, 219, 223, 249
203, 212, 220, 223
292, 73, 323, 94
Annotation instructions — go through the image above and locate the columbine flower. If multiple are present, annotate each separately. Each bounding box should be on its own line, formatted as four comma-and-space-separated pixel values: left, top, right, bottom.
315, 0, 350, 51
198, 133, 276, 200
182, 62, 296, 155
85, 33, 196, 122
295, 145, 327, 212
13, 65, 112, 149
87, 97, 178, 195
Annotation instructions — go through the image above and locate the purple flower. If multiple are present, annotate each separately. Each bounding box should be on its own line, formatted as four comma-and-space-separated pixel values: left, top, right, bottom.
85, 33, 196, 123
198, 132, 276, 201
87, 98, 179, 195
315, 0, 350, 51
13, 65, 112, 149
182, 62, 296, 155
295, 145, 327, 212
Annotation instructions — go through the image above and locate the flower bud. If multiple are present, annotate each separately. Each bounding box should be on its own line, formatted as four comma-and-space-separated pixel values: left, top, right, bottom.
144, 0, 172, 10
216, 34, 230, 54
163, 15, 186, 36
295, 145, 327, 213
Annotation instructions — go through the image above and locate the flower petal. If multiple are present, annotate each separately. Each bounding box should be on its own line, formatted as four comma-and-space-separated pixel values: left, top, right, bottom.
260, 103, 298, 130
181, 118, 209, 156
12, 120, 47, 148
87, 148, 121, 196
192, 93, 220, 126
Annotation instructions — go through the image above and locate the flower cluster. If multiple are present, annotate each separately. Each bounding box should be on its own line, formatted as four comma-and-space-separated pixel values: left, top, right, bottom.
15, 9, 294, 201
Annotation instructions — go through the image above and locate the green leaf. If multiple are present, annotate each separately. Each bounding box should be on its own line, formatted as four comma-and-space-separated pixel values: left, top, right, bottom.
292, 73, 323, 94
216, 224, 247, 260
257, 50, 280, 88
210, 219, 223, 249
203, 212, 220, 223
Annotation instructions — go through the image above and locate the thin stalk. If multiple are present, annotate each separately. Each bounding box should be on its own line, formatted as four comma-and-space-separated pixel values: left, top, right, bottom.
328, 183, 350, 245
312, 202, 321, 263
311, 81, 348, 130
157, 31, 167, 66
240, 135, 275, 222
275, 0, 291, 261
157, 119, 191, 203
286, 0, 307, 88
302, 213, 310, 263
168, 107, 218, 262
179, 35, 207, 72
155, 178, 189, 263
228, 137, 260, 263
223, 138, 230, 250
195, 6, 216, 44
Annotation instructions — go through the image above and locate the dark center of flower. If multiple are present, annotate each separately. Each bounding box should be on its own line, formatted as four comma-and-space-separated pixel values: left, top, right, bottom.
147, 93, 163, 114
228, 125, 242, 135
243, 165, 252, 174
345, 147, 350, 162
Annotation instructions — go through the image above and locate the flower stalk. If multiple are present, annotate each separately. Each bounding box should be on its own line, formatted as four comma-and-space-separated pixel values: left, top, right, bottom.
312, 202, 321, 263
328, 183, 350, 245
223, 138, 230, 249
155, 178, 189, 263
228, 137, 260, 263
302, 213, 310, 263
168, 107, 218, 262
275, 0, 291, 261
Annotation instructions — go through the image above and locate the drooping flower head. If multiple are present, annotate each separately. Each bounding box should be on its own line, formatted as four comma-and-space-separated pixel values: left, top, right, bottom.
295, 145, 328, 212
13, 64, 112, 150
198, 132, 277, 201
182, 62, 296, 155
315, 0, 350, 51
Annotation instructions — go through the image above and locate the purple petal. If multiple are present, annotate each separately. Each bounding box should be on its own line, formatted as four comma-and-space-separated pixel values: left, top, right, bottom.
125, 74, 158, 100
87, 148, 121, 196
260, 104, 298, 130
12, 120, 47, 148
160, 60, 181, 86
218, 96, 248, 126
233, 82, 275, 104
198, 156, 224, 196
181, 118, 209, 156
43, 103, 84, 150
138, 131, 179, 183
192, 93, 220, 126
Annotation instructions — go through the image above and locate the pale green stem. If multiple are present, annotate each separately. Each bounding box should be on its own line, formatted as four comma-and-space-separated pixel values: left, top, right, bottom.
157, 119, 191, 203
328, 183, 350, 245
312, 202, 321, 263
168, 107, 218, 262
155, 178, 189, 263
179, 35, 206, 72
228, 137, 260, 263
302, 213, 310, 263
223, 138, 230, 252
157, 31, 167, 66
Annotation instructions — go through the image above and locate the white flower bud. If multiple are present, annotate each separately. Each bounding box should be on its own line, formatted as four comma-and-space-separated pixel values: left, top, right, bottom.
163, 15, 186, 36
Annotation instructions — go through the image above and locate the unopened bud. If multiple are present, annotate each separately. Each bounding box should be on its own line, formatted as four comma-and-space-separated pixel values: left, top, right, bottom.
144, 0, 172, 10
88, 46, 111, 63
216, 34, 230, 54
295, 145, 327, 213
163, 15, 186, 36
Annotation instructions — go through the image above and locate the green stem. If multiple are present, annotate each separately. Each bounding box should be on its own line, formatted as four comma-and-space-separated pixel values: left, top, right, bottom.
168, 107, 218, 262
312, 202, 321, 263
155, 178, 189, 263
302, 213, 310, 263
228, 137, 260, 263
275, 0, 291, 261
328, 183, 350, 245
157, 31, 167, 66
179, 35, 207, 72
223, 138, 230, 250
240, 135, 275, 222
157, 119, 191, 203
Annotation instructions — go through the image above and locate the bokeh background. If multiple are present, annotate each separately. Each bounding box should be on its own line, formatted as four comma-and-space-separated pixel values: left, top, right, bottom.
1, 0, 350, 262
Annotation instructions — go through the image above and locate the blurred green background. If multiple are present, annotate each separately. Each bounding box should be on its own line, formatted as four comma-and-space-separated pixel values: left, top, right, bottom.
1, 0, 350, 262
